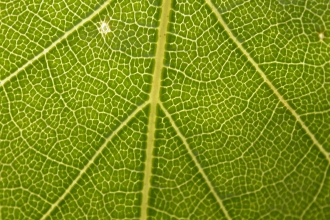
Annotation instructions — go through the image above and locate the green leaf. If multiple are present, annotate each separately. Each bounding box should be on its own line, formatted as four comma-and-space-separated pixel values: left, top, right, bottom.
1, 0, 330, 219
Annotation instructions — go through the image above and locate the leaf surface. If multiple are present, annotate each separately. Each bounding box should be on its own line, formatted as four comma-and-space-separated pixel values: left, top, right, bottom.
1, 0, 330, 219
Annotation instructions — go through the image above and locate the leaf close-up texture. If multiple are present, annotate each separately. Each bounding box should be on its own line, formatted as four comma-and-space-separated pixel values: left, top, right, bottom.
1, 0, 330, 219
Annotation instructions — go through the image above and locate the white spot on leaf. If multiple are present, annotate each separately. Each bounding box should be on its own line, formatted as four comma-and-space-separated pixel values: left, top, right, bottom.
99, 21, 110, 34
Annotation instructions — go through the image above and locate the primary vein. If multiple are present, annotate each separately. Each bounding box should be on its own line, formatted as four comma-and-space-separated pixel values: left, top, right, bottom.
140, 0, 172, 219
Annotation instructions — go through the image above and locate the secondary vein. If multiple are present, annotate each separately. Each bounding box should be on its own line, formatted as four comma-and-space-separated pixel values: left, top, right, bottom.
40, 102, 148, 220
0, 0, 113, 87
205, 0, 330, 164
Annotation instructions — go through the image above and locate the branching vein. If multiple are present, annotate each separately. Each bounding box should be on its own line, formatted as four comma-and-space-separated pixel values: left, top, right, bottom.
159, 103, 233, 220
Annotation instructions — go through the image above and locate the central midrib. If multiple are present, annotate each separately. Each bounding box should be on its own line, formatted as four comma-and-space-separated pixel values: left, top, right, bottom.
140, 0, 172, 219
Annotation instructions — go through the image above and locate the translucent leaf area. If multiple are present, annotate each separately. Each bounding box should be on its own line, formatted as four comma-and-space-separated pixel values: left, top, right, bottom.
1, 0, 330, 219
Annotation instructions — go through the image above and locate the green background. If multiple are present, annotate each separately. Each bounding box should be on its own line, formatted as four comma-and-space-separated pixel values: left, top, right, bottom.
1, 0, 329, 219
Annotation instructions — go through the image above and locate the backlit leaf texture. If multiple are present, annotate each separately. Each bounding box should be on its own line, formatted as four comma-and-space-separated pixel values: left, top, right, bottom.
1, 0, 330, 219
